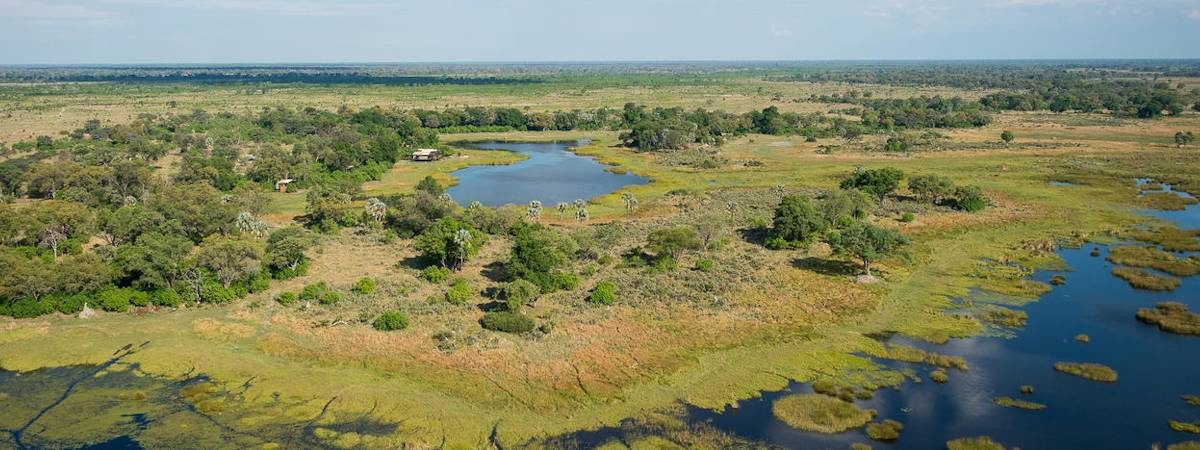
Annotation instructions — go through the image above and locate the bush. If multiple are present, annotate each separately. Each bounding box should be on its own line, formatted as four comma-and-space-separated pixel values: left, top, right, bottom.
51, 294, 88, 314
299, 282, 330, 302
550, 272, 580, 291
152, 289, 182, 307
900, 212, 916, 223
695, 259, 715, 272
840, 167, 904, 199
319, 291, 342, 305
129, 290, 152, 307
445, 279, 473, 305
420, 265, 451, 283
479, 311, 536, 334
248, 274, 271, 293
271, 259, 310, 280
275, 292, 297, 306
589, 280, 617, 305
200, 282, 238, 304
352, 277, 377, 295
502, 279, 540, 312
372, 311, 410, 331
3, 298, 55, 318
97, 287, 131, 312
953, 185, 989, 212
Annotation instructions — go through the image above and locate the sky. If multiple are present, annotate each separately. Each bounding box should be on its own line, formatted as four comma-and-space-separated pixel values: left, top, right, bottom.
1, 0, 1199, 64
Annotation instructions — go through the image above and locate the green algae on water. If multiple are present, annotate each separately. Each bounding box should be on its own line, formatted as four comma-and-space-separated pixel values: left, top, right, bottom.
1054, 362, 1118, 383
771, 394, 875, 434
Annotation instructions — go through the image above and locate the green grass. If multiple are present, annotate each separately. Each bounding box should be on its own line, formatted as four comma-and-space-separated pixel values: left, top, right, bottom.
771, 394, 875, 433
1136, 302, 1200, 336
992, 396, 1047, 411
1107, 246, 1200, 277
1111, 267, 1182, 291
947, 436, 1007, 450
1054, 362, 1118, 383
865, 419, 904, 441
1171, 420, 1200, 435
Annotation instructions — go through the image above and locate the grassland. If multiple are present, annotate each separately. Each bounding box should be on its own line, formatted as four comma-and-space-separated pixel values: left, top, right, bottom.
1, 72, 1199, 448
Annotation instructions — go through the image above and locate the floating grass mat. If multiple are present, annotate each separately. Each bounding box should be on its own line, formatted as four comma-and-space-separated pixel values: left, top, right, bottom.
1108, 246, 1200, 277
1185, 395, 1200, 407
771, 394, 875, 434
1167, 442, 1200, 450
1139, 191, 1200, 211
992, 396, 1046, 411
865, 419, 904, 442
850, 443, 873, 450
930, 369, 950, 384
1020, 385, 1035, 394
1125, 228, 1200, 252
811, 379, 876, 402
978, 307, 1028, 328
874, 344, 968, 371
1049, 274, 1067, 285
1054, 362, 1119, 383
946, 436, 1007, 450
1075, 334, 1091, 343
1171, 420, 1200, 435
1136, 302, 1200, 336
1112, 267, 1182, 291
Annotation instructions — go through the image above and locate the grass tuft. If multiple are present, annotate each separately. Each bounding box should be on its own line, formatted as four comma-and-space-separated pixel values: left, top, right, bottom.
771, 394, 875, 434
1054, 362, 1118, 383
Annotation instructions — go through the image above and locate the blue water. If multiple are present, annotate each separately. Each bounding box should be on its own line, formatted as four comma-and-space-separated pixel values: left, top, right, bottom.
446, 141, 648, 207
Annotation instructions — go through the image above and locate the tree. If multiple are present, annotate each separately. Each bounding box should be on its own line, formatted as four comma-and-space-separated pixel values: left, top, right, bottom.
772, 195, 827, 244
304, 188, 351, 231
1001, 130, 1015, 144
195, 237, 261, 288
646, 226, 702, 261
265, 226, 316, 276
414, 217, 484, 270
840, 167, 904, 200
1176, 131, 1195, 148
621, 192, 639, 211
502, 279, 540, 312
97, 204, 167, 246
826, 221, 910, 277
907, 174, 955, 204
115, 232, 193, 290
694, 218, 725, 251
953, 185, 989, 212
818, 189, 876, 226
364, 197, 388, 225
150, 183, 235, 242
415, 175, 444, 195
30, 200, 92, 259
508, 223, 579, 292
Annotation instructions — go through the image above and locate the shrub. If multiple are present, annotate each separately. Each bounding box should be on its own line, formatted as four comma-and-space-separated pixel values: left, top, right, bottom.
953, 185, 989, 212
502, 279, 540, 312
589, 280, 617, 305
352, 277, 377, 295
248, 274, 271, 293
772, 195, 827, 245
299, 282, 330, 302
3, 298, 55, 318
129, 290, 152, 307
550, 272, 580, 291
153, 289, 182, 307
479, 311, 536, 334
200, 282, 238, 304
695, 259, 715, 272
420, 266, 451, 283
372, 311, 410, 331
51, 294, 88, 314
319, 291, 342, 305
275, 292, 297, 306
908, 174, 954, 203
445, 279, 473, 305
840, 167, 904, 199
899, 212, 916, 223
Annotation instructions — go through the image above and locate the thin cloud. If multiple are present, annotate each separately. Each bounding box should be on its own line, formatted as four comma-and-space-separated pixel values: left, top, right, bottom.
0, 0, 119, 23
100, 0, 401, 17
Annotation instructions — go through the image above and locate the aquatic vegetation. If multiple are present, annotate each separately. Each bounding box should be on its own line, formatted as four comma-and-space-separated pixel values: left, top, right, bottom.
1184, 395, 1200, 407
979, 307, 1028, 328
992, 396, 1046, 411
1075, 334, 1091, 343
1171, 420, 1200, 435
865, 419, 904, 441
1107, 246, 1200, 277
1111, 267, 1181, 291
875, 344, 968, 371
811, 379, 876, 402
1054, 362, 1118, 382
1139, 191, 1199, 211
1049, 274, 1067, 285
1136, 302, 1200, 336
850, 443, 873, 450
1167, 442, 1200, 450
930, 369, 950, 384
1126, 228, 1200, 252
946, 436, 1007, 450
771, 394, 875, 433
1020, 385, 1035, 395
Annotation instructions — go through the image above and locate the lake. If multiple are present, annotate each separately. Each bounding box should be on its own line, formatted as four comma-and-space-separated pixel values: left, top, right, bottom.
445, 141, 648, 207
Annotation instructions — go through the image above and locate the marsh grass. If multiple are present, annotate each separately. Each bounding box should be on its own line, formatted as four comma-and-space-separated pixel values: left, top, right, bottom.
1020, 385, 1035, 394
1126, 228, 1200, 252
1170, 420, 1200, 435
1049, 274, 1067, 285
992, 396, 1047, 411
930, 369, 950, 384
875, 345, 968, 371
1166, 442, 1200, 450
979, 307, 1028, 328
1107, 246, 1200, 277
1075, 334, 1091, 343
1184, 395, 1200, 407
1111, 267, 1182, 291
865, 419, 904, 441
947, 436, 1007, 450
1136, 303, 1200, 336
771, 394, 875, 434
1139, 192, 1200, 211
1054, 362, 1118, 383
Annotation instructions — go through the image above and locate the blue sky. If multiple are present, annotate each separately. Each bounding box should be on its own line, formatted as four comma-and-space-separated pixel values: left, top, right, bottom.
1, 0, 1198, 64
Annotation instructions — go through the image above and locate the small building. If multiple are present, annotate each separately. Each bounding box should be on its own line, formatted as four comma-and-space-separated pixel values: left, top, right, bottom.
275, 179, 294, 193
412, 149, 442, 161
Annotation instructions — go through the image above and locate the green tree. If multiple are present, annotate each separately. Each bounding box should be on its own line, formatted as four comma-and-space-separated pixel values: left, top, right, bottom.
646, 226, 703, 261
114, 232, 194, 290
264, 226, 315, 276
414, 217, 484, 270
97, 204, 167, 246
818, 189, 876, 226
772, 195, 828, 245
508, 223, 579, 292
30, 200, 92, 259
195, 237, 261, 288
1001, 130, 1015, 144
826, 221, 910, 277
501, 279, 540, 312
304, 188, 352, 231
415, 175, 444, 195
840, 167, 904, 200
953, 185, 989, 212
1176, 131, 1195, 148
907, 174, 955, 204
